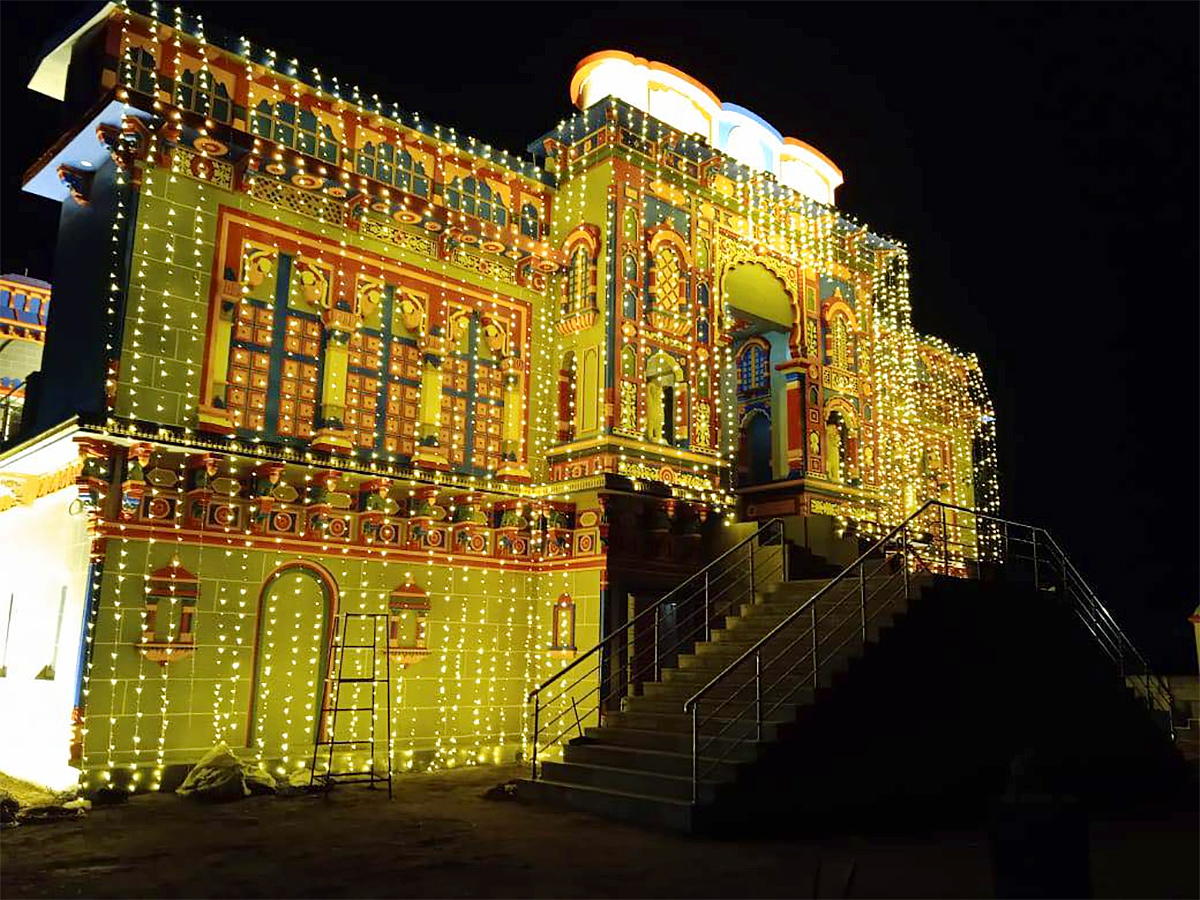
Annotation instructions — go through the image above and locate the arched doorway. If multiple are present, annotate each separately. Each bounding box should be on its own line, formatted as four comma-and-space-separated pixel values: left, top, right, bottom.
646, 352, 686, 445
248, 562, 337, 771
739, 409, 773, 486
722, 262, 797, 486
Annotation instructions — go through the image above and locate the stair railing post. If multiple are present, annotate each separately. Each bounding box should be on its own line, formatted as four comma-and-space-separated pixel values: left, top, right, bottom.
691, 704, 699, 804
811, 605, 819, 688
749, 538, 756, 602
901, 523, 910, 600
1031, 528, 1040, 590
780, 520, 789, 582
704, 570, 710, 643
653, 605, 660, 683
755, 650, 762, 742
530, 696, 539, 780
859, 562, 867, 642
940, 503, 950, 574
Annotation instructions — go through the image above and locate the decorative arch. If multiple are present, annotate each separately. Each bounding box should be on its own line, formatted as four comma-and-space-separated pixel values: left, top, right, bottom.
822, 297, 859, 331
247, 560, 339, 756
647, 227, 692, 266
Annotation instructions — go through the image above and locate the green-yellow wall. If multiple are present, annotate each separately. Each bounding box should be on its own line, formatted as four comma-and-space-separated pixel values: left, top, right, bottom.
82, 535, 602, 783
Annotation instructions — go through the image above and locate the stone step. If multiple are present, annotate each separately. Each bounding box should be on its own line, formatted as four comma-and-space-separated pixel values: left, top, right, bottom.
642, 679, 818, 707
606, 708, 787, 738
624, 694, 800, 722
714, 611, 897, 644
516, 777, 695, 832
564, 740, 742, 782
582, 725, 762, 761
540, 760, 722, 804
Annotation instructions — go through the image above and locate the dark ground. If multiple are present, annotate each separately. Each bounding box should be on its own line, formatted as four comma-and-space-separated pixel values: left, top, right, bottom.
1, 765, 1196, 899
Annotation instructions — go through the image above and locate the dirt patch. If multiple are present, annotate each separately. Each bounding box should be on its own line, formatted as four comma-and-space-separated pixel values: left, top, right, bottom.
1, 765, 1196, 898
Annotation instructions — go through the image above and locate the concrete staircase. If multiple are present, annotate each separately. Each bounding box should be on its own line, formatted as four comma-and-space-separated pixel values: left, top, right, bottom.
519, 572, 914, 831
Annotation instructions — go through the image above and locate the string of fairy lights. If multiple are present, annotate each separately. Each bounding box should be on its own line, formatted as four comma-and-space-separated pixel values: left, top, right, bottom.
70, 2, 998, 788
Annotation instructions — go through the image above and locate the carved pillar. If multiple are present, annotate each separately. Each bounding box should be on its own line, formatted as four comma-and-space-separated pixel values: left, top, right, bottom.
497, 356, 530, 482
312, 312, 355, 454
197, 279, 240, 434
413, 326, 449, 470
777, 360, 809, 479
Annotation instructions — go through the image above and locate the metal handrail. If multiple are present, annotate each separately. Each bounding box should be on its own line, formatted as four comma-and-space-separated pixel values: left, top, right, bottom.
527, 517, 788, 778
683, 500, 937, 716
527, 518, 786, 705
682, 499, 1175, 801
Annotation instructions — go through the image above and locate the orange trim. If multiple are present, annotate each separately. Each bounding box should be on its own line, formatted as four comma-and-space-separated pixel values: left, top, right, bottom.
781, 137, 844, 181
571, 50, 722, 109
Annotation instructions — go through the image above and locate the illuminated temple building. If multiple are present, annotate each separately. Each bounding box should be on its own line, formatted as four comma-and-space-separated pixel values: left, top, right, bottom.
0, 3, 999, 791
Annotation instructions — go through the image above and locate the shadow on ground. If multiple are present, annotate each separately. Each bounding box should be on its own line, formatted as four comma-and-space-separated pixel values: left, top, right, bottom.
2, 765, 1196, 899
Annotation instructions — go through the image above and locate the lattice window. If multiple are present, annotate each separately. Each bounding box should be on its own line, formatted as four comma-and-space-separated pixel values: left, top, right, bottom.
440, 356, 470, 467
831, 317, 855, 370
446, 177, 507, 226
472, 362, 505, 473
355, 142, 429, 197
251, 100, 338, 164
654, 247, 681, 312
345, 331, 385, 450
278, 316, 320, 439
248, 176, 343, 223
227, 301, 273, 432
175, 69, 231, 122
122, 47, 157, 95
385, 339, 421, 457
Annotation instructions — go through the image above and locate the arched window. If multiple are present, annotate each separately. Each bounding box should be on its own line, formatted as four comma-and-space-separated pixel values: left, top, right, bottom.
622, 287, 638, 319
697, 365, 710, 399
251, 100, 338, 164
175, 69, 231, 122
122, 47, 157, 95
737, 342, 770, 394
552, 594, 576, 652
621, 345, 637, 378
566, 246, 590, 315
447, 177, 507, 226
355, 141, 429, 197
622, 208, 639, 242
557, 352, 577, 443
520, 203, 541, 239
623, 254, 638, 282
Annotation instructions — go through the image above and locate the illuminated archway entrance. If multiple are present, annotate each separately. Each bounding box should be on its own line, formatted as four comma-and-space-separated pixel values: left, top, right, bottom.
248, 562, 337, 772
723, 262, 797, 486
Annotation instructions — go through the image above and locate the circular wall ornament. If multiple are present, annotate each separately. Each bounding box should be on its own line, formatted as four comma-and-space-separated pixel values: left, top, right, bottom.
192, 136, 228, 156
393, 210, 421, 224
291, 173, 322, 190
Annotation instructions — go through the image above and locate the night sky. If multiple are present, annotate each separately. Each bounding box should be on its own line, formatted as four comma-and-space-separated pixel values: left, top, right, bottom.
2, 3, 1196, 668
